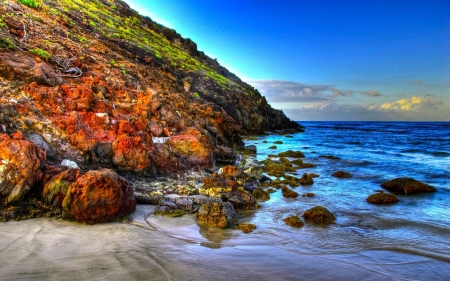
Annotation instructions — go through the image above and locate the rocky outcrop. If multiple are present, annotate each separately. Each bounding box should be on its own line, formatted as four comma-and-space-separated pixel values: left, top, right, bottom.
381, 177, 436, 194
0, 133, 45, 205
62, 169, 136, 224
43, 168, 80, 210
196, 202, 235, 228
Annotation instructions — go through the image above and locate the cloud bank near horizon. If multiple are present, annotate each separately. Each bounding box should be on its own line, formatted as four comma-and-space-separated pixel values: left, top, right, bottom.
248, 80, 449, 121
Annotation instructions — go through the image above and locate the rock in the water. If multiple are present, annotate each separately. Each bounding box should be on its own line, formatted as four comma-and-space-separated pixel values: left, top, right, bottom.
197, 202, 235, 228
380, 177, 436, 194
154, 205, 186, 217
283, 215, 304, 227
0, 134, 46, 205
62, 169, 136, 224
366, 192, 399, 204
252, 187, 270, 201
332, 171, 351, 178
303, 206, 336, 224
235, 223, 257, 233
278, 150, 304, 158
282, 186, 299, 198
299, 173, 314, 185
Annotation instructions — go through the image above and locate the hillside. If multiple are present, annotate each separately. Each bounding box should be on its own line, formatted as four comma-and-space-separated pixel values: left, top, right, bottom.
0, 0, 302, 176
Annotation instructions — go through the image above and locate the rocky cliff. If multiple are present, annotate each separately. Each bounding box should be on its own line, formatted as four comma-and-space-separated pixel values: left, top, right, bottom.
0, 0, 302, 178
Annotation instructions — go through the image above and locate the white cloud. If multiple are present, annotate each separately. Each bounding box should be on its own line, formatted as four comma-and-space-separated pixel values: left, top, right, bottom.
247, 80, 384, 103
280, 96, 449, 121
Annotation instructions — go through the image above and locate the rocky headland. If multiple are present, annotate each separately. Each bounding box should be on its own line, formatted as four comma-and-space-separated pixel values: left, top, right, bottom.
0, 0, 303, 223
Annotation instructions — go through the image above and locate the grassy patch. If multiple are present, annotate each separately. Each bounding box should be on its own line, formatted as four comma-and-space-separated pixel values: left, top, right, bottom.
30, 48, 51, 60
17, 0, 43, 9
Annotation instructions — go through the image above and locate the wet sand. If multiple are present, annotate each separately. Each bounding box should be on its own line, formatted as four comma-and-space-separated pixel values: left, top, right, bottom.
1, 205, 449, 281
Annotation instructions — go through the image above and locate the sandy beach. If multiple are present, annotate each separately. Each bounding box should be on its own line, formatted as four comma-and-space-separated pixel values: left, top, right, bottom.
1, 205, 449, 281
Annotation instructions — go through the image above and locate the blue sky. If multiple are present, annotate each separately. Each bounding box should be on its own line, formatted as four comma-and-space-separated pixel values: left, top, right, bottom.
125, 0, 450, 121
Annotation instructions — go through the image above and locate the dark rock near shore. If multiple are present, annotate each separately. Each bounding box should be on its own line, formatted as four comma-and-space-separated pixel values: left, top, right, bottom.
381, 177, 436, 194
283, 215, 304, 227
299, 173, 314, 185
332, 171, 351, 178
278, 150, 305, 158
303, 206, 336, 225
197, 202, 235, 228
282, 186, 299, 198
366, 192, 399, 204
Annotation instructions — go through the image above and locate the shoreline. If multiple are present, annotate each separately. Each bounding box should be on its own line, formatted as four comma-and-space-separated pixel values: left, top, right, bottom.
1, 204, 449, 281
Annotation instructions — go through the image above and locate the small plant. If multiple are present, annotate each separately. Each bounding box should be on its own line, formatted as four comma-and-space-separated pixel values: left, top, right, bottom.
30, 48, 51, 60
193, 92, 200, 98
121, 69, 126, 75
110, 60, 115, 66
17, 0, 43, 9
78, 36, 89, 43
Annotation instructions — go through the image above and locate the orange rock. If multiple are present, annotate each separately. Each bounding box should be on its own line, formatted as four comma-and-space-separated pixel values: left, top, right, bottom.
62, 169, 136, 224
167, 134, 213, 168
43, 168, 80, 210
0, 137, 46, 204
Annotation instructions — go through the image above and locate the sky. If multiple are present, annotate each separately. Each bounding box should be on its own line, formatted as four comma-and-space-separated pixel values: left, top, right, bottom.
125, 0, 450, 121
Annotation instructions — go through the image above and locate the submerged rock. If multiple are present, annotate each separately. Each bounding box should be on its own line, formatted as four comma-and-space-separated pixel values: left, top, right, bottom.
283, 215, 304, 227
282, 186, 299, 198
380, 177, 436, 194
332, 171, 351, 178
366, 192, 399, 204
303, 206, 336, 224
278, 150, 305, 158
235, 223, 257, 233
197, 202, 236, 228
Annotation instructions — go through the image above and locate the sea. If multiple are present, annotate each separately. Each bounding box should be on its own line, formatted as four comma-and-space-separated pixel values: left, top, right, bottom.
146, 121, 450, 280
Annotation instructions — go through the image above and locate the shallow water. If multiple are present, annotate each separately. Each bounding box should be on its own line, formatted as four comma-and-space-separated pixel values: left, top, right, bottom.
144, 121, 450, 279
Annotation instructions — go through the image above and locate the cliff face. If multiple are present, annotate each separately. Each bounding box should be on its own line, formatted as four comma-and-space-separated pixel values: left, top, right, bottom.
0, 0, 302, 176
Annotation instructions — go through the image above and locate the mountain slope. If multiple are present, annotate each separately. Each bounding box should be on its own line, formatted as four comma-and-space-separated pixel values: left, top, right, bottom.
0, 0, 302, 176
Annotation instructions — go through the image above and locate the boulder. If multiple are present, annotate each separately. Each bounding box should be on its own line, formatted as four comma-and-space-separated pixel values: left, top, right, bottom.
43, 168, 80, 210
380, 177, 436, 194
366, 192, 399, 204
332, 171, 351, 178
282, 186, 299, 198
0, 134, 46, 205
303, 206, 336, 224
197, 202, 235, 228
283, 215, 304, 227
166, 133, 214, 169
299, 173, 314, 185
278, 150, 304, 158
251, 187, 270, 202
62, 169, 136, 224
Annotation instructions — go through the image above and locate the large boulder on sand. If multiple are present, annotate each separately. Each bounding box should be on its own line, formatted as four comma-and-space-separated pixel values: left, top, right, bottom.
62, 169, 136, 224
196, 202, 235, 228
381, 177, 436, 194
0, 133, 46, 205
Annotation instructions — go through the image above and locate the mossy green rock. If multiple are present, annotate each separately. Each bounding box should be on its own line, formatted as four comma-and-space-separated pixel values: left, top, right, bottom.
303, 206, 336, 224
381, 177, 436, 194
366, 192, 399, 204
278, 150, 305, 158
283, 215, 304, 227
282, 186, 299, 198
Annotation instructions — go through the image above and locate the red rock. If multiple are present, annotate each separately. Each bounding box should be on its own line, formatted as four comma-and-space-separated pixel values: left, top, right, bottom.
0, 135, 46, 204
43, 168, 80, 210
62, 169, 136, 224
166, 133, 213, 168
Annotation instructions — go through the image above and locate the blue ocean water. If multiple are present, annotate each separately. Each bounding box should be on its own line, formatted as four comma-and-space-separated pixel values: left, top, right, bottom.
240, 121, 450, 261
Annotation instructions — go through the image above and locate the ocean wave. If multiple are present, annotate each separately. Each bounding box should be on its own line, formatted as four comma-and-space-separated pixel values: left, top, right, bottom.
400, 149, 450, 157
